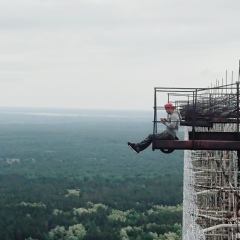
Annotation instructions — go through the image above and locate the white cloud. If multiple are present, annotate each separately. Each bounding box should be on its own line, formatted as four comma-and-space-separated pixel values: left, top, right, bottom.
0, 0, 239, 109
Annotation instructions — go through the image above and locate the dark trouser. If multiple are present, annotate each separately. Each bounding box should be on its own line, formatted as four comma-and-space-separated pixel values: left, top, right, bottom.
136, 131, 174, 152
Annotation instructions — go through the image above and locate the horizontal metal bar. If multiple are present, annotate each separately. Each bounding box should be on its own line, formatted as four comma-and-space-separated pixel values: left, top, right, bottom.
210, 118, 240, 123
180, 121, 213, 127
179, 118, 240, 126
188, 132, 240, 141
154, 84, 237, 91
203, 224, 240, 233
152, 140, 240, 150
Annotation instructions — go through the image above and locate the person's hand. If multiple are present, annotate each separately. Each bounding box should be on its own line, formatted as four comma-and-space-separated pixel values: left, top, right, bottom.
160, 118, 167, 124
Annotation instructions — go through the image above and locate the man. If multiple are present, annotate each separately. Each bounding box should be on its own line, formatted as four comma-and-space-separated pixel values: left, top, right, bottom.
128, 103, 180, 154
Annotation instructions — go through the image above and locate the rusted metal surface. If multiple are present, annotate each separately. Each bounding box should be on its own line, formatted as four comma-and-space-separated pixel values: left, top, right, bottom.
210, 118, 239, 123
152, 140, 240, 150
180, 121, 213, 127
180, 118, 239, 127
188, 131, 240, 141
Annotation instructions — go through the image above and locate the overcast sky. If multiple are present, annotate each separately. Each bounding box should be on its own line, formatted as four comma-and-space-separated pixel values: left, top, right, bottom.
0, 0, 239, 110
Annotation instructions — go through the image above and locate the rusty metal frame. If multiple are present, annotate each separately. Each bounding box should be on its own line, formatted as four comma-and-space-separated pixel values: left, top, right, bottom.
152, 82, 240, 151
152, 140, 240, 151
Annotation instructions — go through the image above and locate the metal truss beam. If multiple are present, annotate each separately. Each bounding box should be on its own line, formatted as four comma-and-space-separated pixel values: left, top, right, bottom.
152, 140, 240, 150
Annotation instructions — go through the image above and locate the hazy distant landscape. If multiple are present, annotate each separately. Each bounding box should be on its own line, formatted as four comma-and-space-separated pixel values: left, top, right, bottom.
0, 108, 184, 240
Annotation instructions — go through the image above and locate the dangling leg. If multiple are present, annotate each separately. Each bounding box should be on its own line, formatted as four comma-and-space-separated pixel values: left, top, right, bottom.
128, 134, 153, 153
128, 131, 174, 154
155, 131, 175, 141
136, 131, 174, 151
135, 134, 154, 152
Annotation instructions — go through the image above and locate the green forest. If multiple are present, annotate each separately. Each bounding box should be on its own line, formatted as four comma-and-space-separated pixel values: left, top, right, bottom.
0, 109, 184, 240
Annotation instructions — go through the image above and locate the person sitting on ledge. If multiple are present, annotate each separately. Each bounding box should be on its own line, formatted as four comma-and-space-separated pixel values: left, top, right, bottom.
128, 103, 180, 154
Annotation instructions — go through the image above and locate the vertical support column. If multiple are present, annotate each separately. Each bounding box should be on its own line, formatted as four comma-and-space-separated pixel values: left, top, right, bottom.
237, 81, 240, 171
191, 90, 197, 146
238, 151, 240, 173
237, 81, 239, 133
237, 60, 240, 237
153, 88, 157, 134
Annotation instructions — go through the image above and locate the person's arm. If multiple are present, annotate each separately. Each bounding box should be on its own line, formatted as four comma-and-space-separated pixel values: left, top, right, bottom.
164, 114, 179, 130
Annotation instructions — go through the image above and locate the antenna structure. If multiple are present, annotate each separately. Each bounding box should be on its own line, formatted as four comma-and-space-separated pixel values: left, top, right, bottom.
152, 62, 240, 239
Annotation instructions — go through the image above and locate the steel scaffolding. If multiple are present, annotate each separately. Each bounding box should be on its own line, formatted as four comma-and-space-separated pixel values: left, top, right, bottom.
152, 64, 240, 239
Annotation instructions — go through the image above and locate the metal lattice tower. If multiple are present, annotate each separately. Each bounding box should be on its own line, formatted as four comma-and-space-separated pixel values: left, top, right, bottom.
183, 124, 240, 239
152, 63, 240, 239
182, 95, 240, 240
